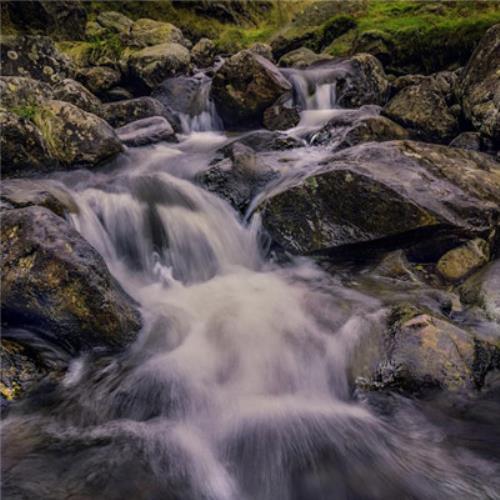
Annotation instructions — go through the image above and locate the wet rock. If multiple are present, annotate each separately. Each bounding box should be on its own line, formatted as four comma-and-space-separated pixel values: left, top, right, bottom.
101, 96, 168, 127
383, 74, 459, 143
221, 130, 303, 153
449, 131, 482, 151
199, 142, 278, 212
436, 239, 490, 282
335, 53, 390, 108
0, 76, 53, 108
34, 100, 123, 167
457, 24, 500, 143
191, 38, 215, 67
459, 260, 500, 322
211, 50, 292, 128
126, 42, 191, 90
1, 206, 142, 353
53, 78, 102, 115
75, 66, 121, 96
263, 102, 300, 131
257, 141, 500, 255
125, 18, 190, 49
0, 111, 54, 175
116, 116, 176, 147
0, 35, 73, 84
278, 47, 332, 69
248, 42, 274, 62
0, 339, 49, 403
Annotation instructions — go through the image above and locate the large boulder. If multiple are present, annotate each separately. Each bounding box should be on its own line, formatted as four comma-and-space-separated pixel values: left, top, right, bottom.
457, 24, 500, 143
101, 96, 168, 127
0, 35, 73, 84
1, 206, 142, 353
53, 78, 102, 115
0, 76, 53, 108
126, 42, 191, 90
125, 18, 189, 49
211, 50, 292, 128
75, 66, 121, 96
257, 141, 500, 256
383, 72, 460, 143
94, 10, 133, 35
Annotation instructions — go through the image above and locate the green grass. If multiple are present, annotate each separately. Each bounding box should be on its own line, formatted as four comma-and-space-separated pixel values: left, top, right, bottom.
87, 33, 124, 61
11, 104, 38, 121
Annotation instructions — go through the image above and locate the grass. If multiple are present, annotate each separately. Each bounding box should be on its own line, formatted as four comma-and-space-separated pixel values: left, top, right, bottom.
11, 104, 38, 121
87, 33, 124, 61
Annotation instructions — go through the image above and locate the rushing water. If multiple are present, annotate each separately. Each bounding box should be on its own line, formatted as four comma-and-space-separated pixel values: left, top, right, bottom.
2, 65, 500, 500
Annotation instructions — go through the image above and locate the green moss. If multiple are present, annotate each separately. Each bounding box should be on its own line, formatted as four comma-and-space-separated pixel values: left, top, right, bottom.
31, 107, 60, 158
87, 33, 124, 60
11, 104, 38, 121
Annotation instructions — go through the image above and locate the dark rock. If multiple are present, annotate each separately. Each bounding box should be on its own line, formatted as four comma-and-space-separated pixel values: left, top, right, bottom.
1, 206, 142, 353
248, 42, 274, 62
220, 130, 303, 154
53, 78, 102, 115
278, 47, 333, 69
353, 29, 394, 67
0, 35, 73, 84
101, 96, 168, 127
449, 132, 482, 151
457, 24, 500, 144
211, 50, 292, 128
102, 87, 134, 102
263, 102, 300, 131
116, 116, 176, 147
257, 141, 500, 255
191, 38, 216, 67
271, 29, 321, 60
75, 66, 121, 96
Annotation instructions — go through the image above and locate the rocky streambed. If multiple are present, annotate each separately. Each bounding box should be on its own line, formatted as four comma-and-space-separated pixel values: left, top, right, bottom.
1, 5, 500, 500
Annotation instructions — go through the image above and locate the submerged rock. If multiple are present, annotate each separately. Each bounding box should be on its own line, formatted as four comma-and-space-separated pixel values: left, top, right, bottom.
257, 141, 500, 255
116, 116, 176, 147
457, 24, 500, 144
211, 50, 292, 128
1, 206, 142, 353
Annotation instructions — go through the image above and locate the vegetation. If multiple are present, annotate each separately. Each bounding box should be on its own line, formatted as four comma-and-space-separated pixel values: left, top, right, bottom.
11, 104, 38, 121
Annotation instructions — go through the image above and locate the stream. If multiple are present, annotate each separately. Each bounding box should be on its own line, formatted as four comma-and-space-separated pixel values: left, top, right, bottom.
2, 65, 500, 500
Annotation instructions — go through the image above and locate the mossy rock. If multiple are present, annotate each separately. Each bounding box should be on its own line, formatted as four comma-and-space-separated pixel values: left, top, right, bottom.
53, 78, 102, 115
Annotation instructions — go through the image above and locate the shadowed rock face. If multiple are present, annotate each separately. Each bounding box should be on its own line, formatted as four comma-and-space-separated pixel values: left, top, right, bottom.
258, 141, 500, 255
1, 206, 142, 353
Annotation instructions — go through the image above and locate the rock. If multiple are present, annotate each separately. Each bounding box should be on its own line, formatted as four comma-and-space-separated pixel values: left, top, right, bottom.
220, 130, 303, 154
127, 42, 191, 90
53, 78, 102, 115
35, 100, 123, 167
0, 76, 53, 108
381, 309, 476, 392
436, 239, 490, 282
263, 102, 300, 131
1, 178, 78, 217
335, 53, 390, 108
248, 42, 274, 62
116, 116, 176, 147
1, 206, 142, 353
95, 10, 133, 35
353, 30, 394, 67
449, 132, 483, 151
0, 339, 49, 403
257, 141, 500, 255
278, 47, 332, 69
457, 24, 500, 143
101, 96, 168, 127
0, 35, 73, 84
459, 260, 500, 322
270, 29, 320, 60
383, 75, 459, 143
102, 87, 134, 102
0, 111, 54, 175
391, 74, 427, 95
191, 38, 215, 67
211, 50, 292, 128
5, 0, 87, 41
125, 18, 189, 49
198, 142, 278, 212
75, 66, 121, 96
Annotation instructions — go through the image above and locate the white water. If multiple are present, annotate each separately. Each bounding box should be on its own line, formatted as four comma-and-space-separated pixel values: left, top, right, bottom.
2, 70, 500, 500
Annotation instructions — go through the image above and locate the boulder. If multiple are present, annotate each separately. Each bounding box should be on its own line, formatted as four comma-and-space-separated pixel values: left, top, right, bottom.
211, 50, 292, 128
248, 42, 274, 62
127, 42, 191, 90
0, 76, 53, 108
352, 29, 394, 67
101, 96, 168, 127
0, 35, 73, 84
1, 206, 142, 353
125, 18, 189, 49
457, 24, 500, 143
191, 38, 216, 67
263, 102, 300, 131
449, 132, 482, 152
257, 141, 500, 255
53, 78, 102, 115
278, 47, 332, 69
75, 66, 121, 96
116, 116, 176, 147
270, 29, 320, 60
383, 75, 459, 143
219, 130, 303, 154
436, 238, 490, 282
95, 10, 133, 35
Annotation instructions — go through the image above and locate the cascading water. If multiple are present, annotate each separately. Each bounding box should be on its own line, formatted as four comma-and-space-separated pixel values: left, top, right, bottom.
2, 67, 500, 500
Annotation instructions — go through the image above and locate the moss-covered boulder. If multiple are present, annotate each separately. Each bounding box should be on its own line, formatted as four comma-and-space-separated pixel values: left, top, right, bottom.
75, 66, 121, 96
125, 18, 189, 49
101, 96, 168, 127
53, 78, 102, 115
248, 42, 274, 62
436, 238, 490, 283
457, 23, 500, 144
94, 10, 133, 36
257, 141, 500, 255
191, 37, 216, 68
0, 76, 53, 108
211, 50, 292, 128
278, 47, 332, 69
0, 35, 73, 84
126, 42, 191, 90
1, 206, 142, 353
